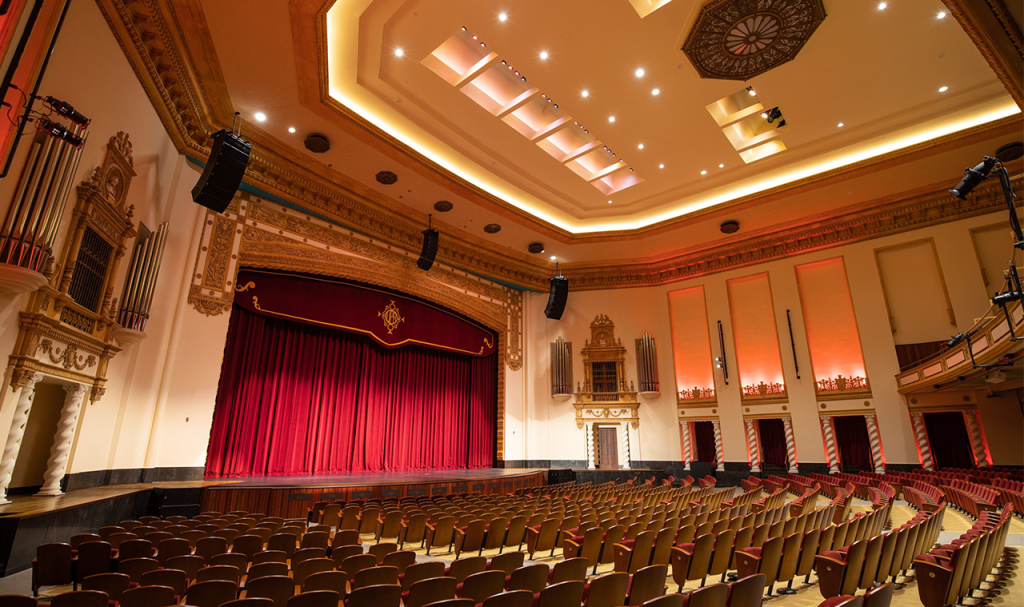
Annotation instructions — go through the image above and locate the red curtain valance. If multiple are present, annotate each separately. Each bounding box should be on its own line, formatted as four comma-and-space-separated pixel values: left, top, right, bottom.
233, 269, 497, 358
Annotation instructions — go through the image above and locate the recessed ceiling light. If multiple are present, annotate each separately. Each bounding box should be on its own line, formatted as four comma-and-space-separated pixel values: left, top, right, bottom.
938, 86, 948, 92
288, 127, 296, 133
937, 10, 946, 18
635, 68, 645, 78
540, 51, 549, 60
550, 255, 556, 260
608, 116, 616, 123
877, 2, 887, 9
837, 122, 844, 127
748, 88, 756, 96
659, 164, 665, 169
701, 170, 707, 175
608, 200, 613, 204
719, 163, 725, 168
651, 88, 660, 96
638, 143, 644, 150
394, 48, 404, 57
581, 90, 589, 97
498, 12, 508, 21
254, 112, 267, 122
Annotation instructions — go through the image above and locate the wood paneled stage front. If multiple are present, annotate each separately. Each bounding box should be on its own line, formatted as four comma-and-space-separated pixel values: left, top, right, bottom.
200, 468, 547, 518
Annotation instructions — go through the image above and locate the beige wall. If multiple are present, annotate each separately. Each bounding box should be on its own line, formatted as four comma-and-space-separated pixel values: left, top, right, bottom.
520, 210, 1023, 468
0, 0, 229, 477
0, 0, 1017, 483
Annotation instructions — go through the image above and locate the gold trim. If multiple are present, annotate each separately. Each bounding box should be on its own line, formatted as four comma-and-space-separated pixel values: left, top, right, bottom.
250, 295, 490, 357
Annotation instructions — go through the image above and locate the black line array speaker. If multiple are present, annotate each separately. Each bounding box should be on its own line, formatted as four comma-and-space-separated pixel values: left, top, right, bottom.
544, 276, 569, 320
417, 228, 439, 270
192, 129, 251, 213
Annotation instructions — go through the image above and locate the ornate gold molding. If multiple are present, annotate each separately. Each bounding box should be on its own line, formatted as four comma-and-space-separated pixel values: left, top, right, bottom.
96, 0, 1023, 293
942, 0, 1023, 108
188, 192, 524, 374
564, 175, 1023, 290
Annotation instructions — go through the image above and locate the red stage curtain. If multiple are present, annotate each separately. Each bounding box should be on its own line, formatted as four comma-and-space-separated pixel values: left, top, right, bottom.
757, 418, 788, 468
923, 411, 976, 469
205, 305, 496, 478
833, 415, 872, 469
693, 421, 717, 464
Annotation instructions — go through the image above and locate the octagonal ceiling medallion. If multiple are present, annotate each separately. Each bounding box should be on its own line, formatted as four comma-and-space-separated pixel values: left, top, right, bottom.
683, 0, 827, 81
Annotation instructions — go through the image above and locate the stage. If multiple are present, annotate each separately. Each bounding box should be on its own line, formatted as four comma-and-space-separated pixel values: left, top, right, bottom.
0, 468, 546, 575
200, 468, 547, 518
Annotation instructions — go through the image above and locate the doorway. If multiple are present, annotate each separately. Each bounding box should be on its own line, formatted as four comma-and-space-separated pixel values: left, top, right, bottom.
596, 426, 619, 469
10, 383, 65, 494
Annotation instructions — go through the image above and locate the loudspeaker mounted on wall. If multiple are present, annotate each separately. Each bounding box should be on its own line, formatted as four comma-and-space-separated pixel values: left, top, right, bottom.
545, 264, 568, 320
417, 214, 439, 271
192, 114, 251, 213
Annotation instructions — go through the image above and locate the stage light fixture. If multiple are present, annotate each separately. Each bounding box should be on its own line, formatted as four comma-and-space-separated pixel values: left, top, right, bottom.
764, 107, 783, 124
949, 157, 999, 201
946, 333, 966, 349
42, 96, 90, 126
747, 86, 756, 96
37, 118, 83, 147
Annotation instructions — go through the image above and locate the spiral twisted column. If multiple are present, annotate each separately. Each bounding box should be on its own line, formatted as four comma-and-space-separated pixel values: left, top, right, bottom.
681, 422, 693, 471
0, 373, 43, 504
962, 410, 990, 468
712, 419, 725, 472
584, 422, 596, 469
864, 414, 885, 473
820, 416, 840, 474
909, 412, 934, 471
744, 419, 761, 473
37, 383, 89, 496
782, 417, 798, 474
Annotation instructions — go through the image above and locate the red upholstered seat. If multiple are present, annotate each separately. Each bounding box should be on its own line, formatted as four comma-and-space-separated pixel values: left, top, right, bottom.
819, 595, 857, 607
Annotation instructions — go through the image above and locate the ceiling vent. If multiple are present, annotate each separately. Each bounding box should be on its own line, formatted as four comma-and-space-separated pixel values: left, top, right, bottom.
528, 242, 545, 254
304, 133, 331, 153
720, 220, 740, 234
995, 142, 1023, 162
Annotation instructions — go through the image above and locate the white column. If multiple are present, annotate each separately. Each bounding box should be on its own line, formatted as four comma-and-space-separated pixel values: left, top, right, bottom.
744, 419, 761, 473
909, 412, 934, 471
782, 417, 798, 474
681, 422, 692, 471
36, 383, 89, 496
864, 414, 885, 473
820, 416, 841, 474
584, 422, 596, 469
962, 410, 990, 468
712, 419, 725, 472
619, 423, 631, 470
0, 373, 43, 504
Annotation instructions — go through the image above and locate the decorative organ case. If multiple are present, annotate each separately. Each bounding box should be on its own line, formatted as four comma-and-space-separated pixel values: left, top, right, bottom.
6, 132, 138, 400
573, 315, 639, 429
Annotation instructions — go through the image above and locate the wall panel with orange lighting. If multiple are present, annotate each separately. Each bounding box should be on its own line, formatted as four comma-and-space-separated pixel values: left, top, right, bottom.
726, 273, 787, 403
668, 286, 716, 404
795, 257, 871, 399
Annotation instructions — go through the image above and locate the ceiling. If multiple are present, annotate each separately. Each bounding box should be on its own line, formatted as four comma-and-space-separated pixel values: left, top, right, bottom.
183, 0, 1021, 266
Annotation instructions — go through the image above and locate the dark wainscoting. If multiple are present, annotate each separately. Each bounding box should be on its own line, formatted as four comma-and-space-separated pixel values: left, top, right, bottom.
0, 490, 152, 577
63, 467, 205, 492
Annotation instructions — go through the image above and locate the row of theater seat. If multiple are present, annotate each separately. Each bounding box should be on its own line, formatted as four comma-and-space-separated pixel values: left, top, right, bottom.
914, 505, 1016, 607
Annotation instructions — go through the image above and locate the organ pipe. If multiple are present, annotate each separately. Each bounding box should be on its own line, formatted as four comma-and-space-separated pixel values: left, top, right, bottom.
635, 332, 659, 393
117, 222, 168, 331
550, 337, 572, 396
0, 125, 87, 273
